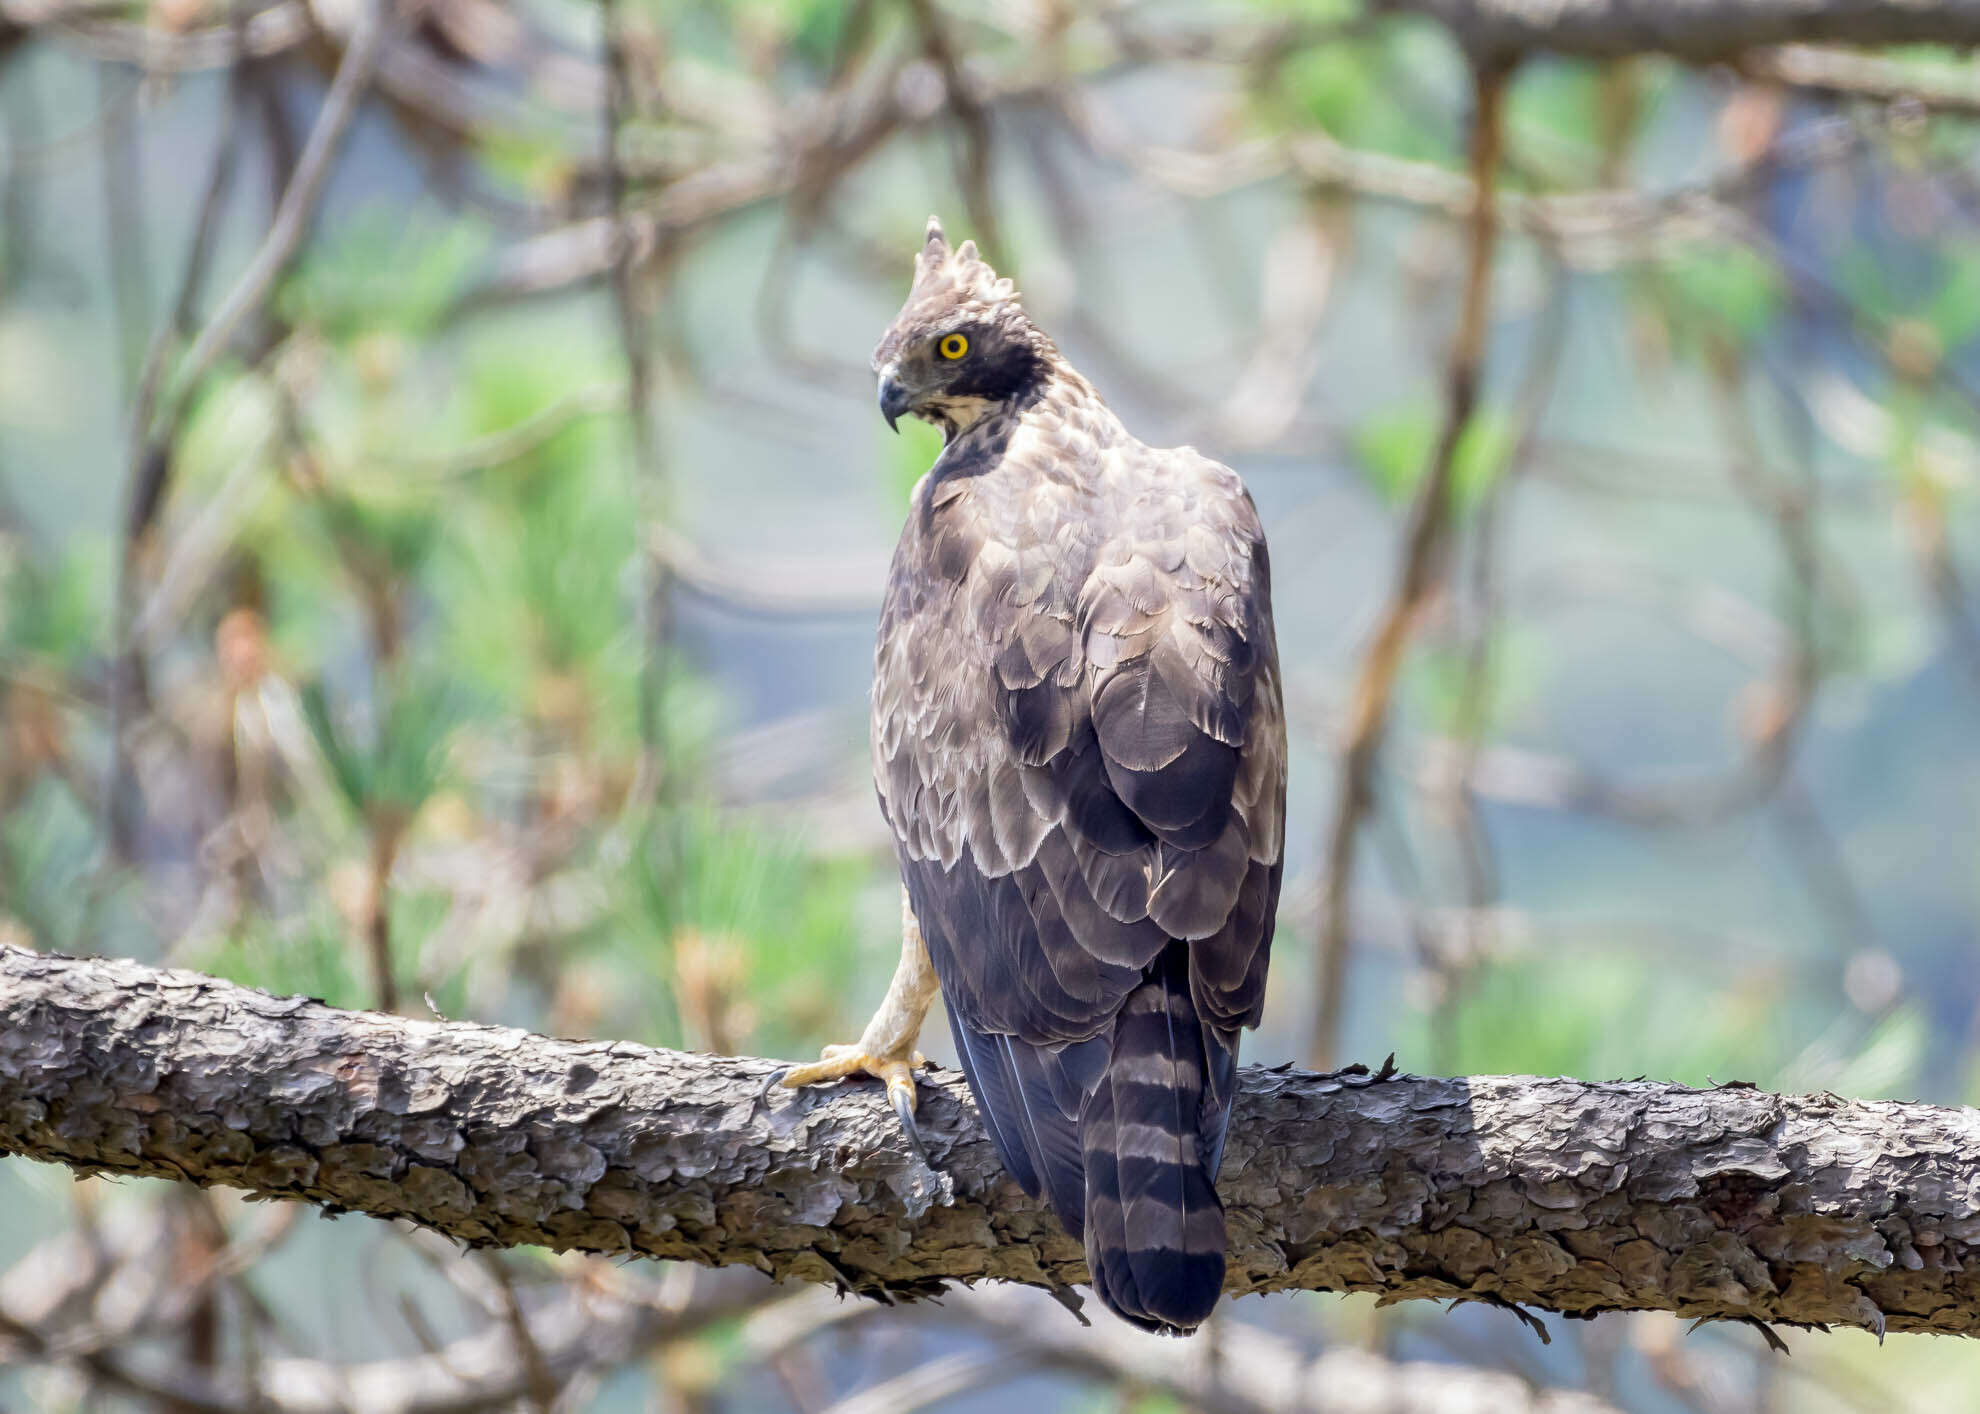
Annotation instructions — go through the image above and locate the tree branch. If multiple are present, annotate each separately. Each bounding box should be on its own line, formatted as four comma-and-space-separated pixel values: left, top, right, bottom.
5, 946, 1980, 1340
1377, 0, 1980, 62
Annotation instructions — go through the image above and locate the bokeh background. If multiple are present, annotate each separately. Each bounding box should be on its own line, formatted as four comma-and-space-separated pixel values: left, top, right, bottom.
5, 0, 1980, 1408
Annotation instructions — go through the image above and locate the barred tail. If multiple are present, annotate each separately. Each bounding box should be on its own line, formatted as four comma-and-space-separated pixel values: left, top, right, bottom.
1080, 943, 1228, 1334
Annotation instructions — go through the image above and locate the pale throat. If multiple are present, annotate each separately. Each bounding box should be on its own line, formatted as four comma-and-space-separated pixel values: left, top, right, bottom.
923, 394, 1000, 440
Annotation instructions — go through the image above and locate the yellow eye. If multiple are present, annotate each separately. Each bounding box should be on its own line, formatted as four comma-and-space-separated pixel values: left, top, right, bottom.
938, 332, 969, 360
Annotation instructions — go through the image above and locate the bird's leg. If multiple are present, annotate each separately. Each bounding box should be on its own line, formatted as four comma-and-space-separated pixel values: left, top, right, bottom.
771, 891, 939, 1158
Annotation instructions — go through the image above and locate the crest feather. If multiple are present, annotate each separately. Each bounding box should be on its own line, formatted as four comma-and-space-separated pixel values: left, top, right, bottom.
897, 217, 1029, 335
917, 216, 950, 277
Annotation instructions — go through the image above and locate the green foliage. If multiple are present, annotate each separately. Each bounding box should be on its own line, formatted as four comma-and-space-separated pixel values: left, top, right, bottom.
279, 206, 491, 341
665, 0, 874, 74
0, 538, 109, 665
200, 908, 365, 1009
1075, 1390, 1189, 1414
426, 339, 641, 740
0, 777, 99, 948
300, 669, 474, 827
310, 487, 445, 582
1505, 61, 1611, 180
1425, 949, 1925, 1103
1407, 625, 1548, 735
1064, 1386, 1182, 1414
475, 128, 579, 207
607, 802, 865, 1053
882, 418, 946, 507
757, 0, 864, 68
1273, 23, 1462, 164
1244, 0, 1363, 20
1511, 60, 1666, 185
1353, 396, 1514, 513
1779, 1006, 1926, 1102
1426, 951, 1781, 1085
200, 888, 467, 1015
1657, 243, 1784, 354
1840, 242, 1980, 352
171, 368, 281, 493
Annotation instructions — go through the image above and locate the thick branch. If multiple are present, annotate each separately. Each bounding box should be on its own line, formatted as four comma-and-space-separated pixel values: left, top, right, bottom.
20, 0, 1980, 67
5, 946, 1980, 1338
1378, 0, 1980, 61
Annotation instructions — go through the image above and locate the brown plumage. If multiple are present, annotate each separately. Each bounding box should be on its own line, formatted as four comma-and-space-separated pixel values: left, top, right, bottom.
870, 218, 1285, 1333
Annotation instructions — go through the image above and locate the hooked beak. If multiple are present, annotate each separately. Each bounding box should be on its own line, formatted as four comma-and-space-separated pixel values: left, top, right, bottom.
877, 367, 912, 433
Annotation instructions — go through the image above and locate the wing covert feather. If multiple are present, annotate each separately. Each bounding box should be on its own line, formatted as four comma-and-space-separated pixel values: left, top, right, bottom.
874, 436, 1283, 1045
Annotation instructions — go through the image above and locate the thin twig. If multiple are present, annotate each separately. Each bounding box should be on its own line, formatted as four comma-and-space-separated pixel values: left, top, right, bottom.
904, 0, 1003, 266
105, 0, 393, 859
119, 0, 252, 656
599, 0, 671, 808
364, 817, 402, 1014
168, 0, 390, 403
372, 381, 629, 478
1426, 249, 1571, 1072
95, 59, 149, 403
1742, 43, 1980, 116
483, 1253, 559, 1413
1309, 58, 1511, 1069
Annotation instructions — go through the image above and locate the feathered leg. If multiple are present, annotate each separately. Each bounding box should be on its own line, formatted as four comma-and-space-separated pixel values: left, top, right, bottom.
770, 890, 937, 1157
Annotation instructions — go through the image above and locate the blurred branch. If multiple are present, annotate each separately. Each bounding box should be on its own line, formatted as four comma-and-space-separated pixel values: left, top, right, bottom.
96, 58, 148, 401
458, 54, 1052, 311
818, 1349, 1011, 1414
1803, 370, 1980, 695
376, 380, 628, 478
933, 1286, 1626, 1414
107, 0, 391, 859
165, 0, 390, 409
2, 0, 313, 68
8, 945, 1980, 1341
903, 0, 1001, 267
1741, 44, 1980, 115
1426, 251, 1572, 1072
1310, 60, 1510, 1070
1077, 112, 1859, 276
599, 0, 670, 802
363, 812, 403, 1013
738, 1281, 1625, 1414
650, 526, 883, 620
0, 1196, 771, 1414
1686, 346, 1821, 822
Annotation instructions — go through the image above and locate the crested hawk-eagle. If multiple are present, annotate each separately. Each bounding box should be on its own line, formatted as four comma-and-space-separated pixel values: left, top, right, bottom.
776, 218, 1286, 1334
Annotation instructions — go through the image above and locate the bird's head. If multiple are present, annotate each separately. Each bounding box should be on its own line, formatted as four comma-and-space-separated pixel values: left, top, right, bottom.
871, 217, 1049, 438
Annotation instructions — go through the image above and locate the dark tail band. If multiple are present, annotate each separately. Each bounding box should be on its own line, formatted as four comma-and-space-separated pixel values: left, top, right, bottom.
1079, 944, 1227, 1333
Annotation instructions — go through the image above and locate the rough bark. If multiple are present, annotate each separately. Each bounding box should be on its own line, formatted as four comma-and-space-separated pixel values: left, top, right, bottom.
14, 0, 1980, 66
1379, 0, 1980, 61
6, 945, 1980, 1339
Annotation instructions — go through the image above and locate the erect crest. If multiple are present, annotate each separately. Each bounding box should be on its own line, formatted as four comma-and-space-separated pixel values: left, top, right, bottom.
872, 215, 1054, 394
908, 215, 1019, 317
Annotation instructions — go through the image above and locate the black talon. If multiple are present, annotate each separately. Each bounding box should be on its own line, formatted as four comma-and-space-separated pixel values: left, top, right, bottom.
758, 1066, 791, 1105
891, 1085, 931, 1168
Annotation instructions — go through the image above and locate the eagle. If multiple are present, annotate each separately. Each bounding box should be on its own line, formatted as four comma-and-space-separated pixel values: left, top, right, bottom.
774, 218, 1285, 1334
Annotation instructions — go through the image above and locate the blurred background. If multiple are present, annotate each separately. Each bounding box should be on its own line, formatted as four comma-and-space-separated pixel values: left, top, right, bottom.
4, 0, 1980, 1408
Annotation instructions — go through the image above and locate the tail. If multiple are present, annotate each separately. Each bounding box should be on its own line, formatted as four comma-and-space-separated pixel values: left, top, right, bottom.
1079, 943, 1229, 1334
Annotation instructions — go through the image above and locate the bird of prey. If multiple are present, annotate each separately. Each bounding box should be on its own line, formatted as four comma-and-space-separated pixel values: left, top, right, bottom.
774, 218, 1285, 1334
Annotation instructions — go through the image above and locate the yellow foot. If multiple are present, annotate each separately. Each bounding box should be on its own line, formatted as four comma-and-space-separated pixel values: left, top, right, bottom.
763, 1045, 932, 1165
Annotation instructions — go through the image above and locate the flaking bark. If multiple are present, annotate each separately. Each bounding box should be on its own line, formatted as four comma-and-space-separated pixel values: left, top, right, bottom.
1383, 0, 1980, 62
5, 944, 1980, 1338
